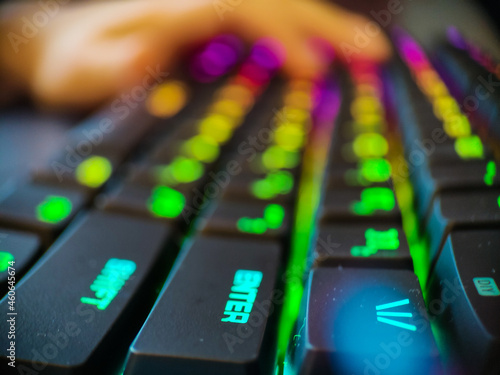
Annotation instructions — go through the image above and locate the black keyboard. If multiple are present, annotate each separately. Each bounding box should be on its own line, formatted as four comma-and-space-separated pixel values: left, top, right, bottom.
0, 27, 499, 375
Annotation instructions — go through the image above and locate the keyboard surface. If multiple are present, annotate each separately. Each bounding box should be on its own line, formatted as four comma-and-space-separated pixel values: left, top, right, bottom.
1, 2, 500, 375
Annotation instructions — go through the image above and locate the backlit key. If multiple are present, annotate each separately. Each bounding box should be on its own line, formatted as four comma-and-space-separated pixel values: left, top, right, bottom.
286, 268, 441, 375
125, 236, 282, 375
0, 211, 173, 374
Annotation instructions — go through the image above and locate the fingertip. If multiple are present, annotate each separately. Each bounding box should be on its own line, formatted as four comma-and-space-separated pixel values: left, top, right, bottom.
344, 14, 394, 62
281, 42, 330, 80
358, 32, 393, 62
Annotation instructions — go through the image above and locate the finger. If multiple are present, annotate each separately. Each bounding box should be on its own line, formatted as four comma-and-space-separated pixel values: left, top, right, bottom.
222, 10, 328, 79
33, 33, 156, 109
295, 1, 393, 62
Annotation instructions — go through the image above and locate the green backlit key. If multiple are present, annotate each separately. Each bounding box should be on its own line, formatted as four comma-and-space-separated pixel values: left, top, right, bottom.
325, 161, 394, 189
98, 182, 191, 226
200, 200, 291, 240
0, 211, 173, 374
413, 159, 500, 218
0, 229, 40, 291
0, 183, 85, 245
310, 223, 412, 270
124, 235, 282, 375
320, 186, 401, 223
221, 169, 296, 203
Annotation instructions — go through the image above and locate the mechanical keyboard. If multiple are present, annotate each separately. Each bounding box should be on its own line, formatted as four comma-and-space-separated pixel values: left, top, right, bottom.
1, 15, 499, 375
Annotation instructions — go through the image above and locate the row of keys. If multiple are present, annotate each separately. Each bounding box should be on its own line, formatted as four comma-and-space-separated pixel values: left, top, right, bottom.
393, 33, 500, 262
393, 32, 500, 374
438, 28, 500, 140
317, 63, 408, 269
199, 80, 314, 242
123, 77, 319, 375
285, 62, 439, 375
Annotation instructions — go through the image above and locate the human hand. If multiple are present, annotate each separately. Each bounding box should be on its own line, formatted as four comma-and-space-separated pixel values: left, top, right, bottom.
2, 0, 391, 110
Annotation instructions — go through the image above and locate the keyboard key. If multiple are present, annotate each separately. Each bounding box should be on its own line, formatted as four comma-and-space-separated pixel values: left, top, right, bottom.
98, 183, 191, 226
125, 236, 282, 375
320, 186, 401, 223
123, 164, 201, 194
0, 229, 40, 288
325, 161, 393, 189
413, 159, 500, 218
286, 268, 441, 375
0, 184, 85, 245
427, 229, 500, 374
0, 211, 173, 374
310, 223, 412, 270
144, 123, 203, 165
426, 189, 500, 261
33, 152, 120, 192
200, 200, 291, 240
221, 169, 296, 203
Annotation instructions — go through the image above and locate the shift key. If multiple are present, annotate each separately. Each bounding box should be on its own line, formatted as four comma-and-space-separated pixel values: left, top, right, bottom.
125, 235, 282, 375
0, 211, 173, 374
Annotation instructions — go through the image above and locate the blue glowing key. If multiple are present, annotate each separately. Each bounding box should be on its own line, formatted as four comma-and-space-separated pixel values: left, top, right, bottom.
287, 268, 440, 375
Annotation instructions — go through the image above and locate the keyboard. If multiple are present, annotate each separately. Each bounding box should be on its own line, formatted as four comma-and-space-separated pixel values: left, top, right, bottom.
1, 22, 499, 375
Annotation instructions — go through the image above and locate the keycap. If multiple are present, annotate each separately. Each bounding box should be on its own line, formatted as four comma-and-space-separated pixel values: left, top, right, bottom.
200, 200, 291, 240
325, 161, 393, 189
412, 159, 500, 218
124, 236, 282, 375
310, 223, 412, 270
286, 268, 441, 375
33, 151, 121, 193
0, 183, 85, 245
32, 105, 158, 191
328, 132, 391, 165
143, 122, 202, 164
320, 186, 401, 223
0, 211, 173, 374
427, 229, 500, 375
0, 229, 40, 288
426, 189, 500, 261
220, 169, 296, 203
98, 183, 192, 226
123, 164, 201, 194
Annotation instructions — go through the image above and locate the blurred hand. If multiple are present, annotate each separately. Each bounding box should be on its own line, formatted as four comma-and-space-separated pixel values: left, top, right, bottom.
2, 0, 392, 110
